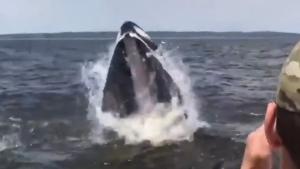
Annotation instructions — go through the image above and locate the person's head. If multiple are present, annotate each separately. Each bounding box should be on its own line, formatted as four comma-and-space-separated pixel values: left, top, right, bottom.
264, 41, 300, 169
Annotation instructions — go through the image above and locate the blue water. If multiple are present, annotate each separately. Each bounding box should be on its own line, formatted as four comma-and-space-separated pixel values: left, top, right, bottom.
0, 35, 298, 169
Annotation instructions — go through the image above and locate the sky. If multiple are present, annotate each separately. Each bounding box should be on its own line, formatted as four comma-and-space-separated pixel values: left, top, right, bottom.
1, 0, 300, 34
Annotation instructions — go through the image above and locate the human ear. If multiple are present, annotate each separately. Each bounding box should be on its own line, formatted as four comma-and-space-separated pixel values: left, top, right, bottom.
264, 102, 282, 149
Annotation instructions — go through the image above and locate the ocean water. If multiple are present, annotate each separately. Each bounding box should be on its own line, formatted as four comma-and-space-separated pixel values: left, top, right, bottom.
0, 34, 298, 169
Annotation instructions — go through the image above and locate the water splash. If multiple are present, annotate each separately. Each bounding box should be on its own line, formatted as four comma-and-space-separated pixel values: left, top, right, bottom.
0, 133, 22, 152
82, 43, 208, 146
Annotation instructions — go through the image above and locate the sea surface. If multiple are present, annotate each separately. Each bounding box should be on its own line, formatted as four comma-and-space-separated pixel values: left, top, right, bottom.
0, 33, 299, 169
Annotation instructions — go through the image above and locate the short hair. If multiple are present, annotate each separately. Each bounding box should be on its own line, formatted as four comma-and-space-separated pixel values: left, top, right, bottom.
277, 106, 300, 168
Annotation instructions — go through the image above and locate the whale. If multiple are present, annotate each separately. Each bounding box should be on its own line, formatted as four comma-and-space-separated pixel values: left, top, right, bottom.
102, 21, 182, 117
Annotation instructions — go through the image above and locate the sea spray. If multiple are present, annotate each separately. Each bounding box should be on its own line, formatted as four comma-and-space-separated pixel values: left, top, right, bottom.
0, 133, 21, 152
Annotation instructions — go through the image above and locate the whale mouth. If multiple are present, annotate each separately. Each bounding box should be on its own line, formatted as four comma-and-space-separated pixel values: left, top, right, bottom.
101, 21, 182, 117
117, 21, 157, 51
116, 33, 153, 61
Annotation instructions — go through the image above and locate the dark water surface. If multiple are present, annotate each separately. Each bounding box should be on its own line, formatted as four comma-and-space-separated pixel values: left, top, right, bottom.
0, 36, 298, 169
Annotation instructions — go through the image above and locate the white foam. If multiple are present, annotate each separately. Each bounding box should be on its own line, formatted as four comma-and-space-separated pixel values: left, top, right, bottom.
0, 133, 22, 152
82, 43, 208, 146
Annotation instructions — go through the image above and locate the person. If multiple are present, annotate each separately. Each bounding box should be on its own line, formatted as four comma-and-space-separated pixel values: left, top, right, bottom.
241, 41, 300, 169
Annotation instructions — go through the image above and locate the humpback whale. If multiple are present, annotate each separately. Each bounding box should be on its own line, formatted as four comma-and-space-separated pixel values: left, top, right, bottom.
102, 21, 182, 117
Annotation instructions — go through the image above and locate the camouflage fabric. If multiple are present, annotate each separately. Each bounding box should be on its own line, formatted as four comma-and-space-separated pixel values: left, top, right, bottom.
276, 41, 300, 112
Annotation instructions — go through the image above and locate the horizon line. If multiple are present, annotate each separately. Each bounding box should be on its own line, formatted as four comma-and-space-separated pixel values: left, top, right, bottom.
1, 30, 300, 36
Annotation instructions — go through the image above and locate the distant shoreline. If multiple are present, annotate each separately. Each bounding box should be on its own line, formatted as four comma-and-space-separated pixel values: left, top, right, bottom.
0, 31, 300, 40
